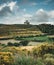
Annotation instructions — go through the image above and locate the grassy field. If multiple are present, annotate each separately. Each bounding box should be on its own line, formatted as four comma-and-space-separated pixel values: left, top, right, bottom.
0, 43, 54, 65
15, 35, 54, 43
0, 35, 54, 46
0, 24, 54, 65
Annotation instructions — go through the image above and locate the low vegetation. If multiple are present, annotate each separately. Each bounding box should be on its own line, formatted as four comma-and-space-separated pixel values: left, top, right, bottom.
0, 24, 54, 65
0, 43, 54, 65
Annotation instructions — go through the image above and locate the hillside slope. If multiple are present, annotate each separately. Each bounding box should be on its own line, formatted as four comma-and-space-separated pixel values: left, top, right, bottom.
0, 24, 54, 37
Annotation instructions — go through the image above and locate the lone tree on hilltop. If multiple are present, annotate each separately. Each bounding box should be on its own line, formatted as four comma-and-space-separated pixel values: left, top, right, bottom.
24, 20, 30, 25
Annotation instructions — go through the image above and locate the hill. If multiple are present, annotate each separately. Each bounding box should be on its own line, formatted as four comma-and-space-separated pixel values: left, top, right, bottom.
0, 24, 42, 37
0, 24, 54, 38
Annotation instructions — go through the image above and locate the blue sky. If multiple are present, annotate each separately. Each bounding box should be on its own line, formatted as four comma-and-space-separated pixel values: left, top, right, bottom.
0, 0, 54, 24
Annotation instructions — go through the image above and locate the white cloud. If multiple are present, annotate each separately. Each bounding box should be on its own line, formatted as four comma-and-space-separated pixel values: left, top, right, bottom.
49, 10, 54, 18
8, 1, 17, 11
23, 14, 32, 18
30, 9, 49, 24
0, 1, 19, 17
30, 9, 54, 24
0, 4, 6, 11
0, 16, 26, 24
0, 12, 33, 24
22, 14, 32, 21
0, 1, 17, 11
0, 7, 54, 25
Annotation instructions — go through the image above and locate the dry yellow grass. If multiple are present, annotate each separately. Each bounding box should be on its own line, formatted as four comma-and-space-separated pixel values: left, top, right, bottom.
16, 43, 48, 51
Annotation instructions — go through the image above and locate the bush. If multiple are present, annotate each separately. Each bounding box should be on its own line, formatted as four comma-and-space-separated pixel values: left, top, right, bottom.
43, 54, 54, 58
7, 42, 21, 47
36, 58, 45, 65
32, 44, 54, 57
14, 55, 45, 65
0, 52, 14, 65
13, 43, 20, 47
0, 43, 54, 65
44, 58, 54, 65
43, 53, 54, 65
15, 56, 36, 65
0, 44, 6, 47
7, 42, 13, 46
19, 40, 29, 46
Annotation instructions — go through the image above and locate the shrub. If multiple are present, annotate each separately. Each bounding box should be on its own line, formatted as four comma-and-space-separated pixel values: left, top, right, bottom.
32, 44, 54, 57
7, 42, 13, 46
14, 55, 45, 65
0, 44, 6, 47
13, 42, 20, 47
43, 53, 54, 58
36, 58, 45, 65
44, 58, 54, 65
43, 53, 54, 65
19, 40, 29, 46
14, 54, 46, 65
0, 52, 14, 65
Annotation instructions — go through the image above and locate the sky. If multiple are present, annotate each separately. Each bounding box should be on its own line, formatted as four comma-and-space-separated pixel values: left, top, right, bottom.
0, 0, 54, 24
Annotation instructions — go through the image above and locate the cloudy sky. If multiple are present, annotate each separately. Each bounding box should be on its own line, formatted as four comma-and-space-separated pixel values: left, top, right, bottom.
0, 0, 54, 24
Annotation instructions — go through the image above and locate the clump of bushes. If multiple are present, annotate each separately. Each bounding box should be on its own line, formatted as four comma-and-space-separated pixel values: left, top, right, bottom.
7, 42, 14, 46
0, 52, 14, 65
44, 58, 54, 65
0, 43, 54, 65
7, 42, 21, 47
0, 43, 7, 47
43, 53, 54, 65
14, 55, 36, 65
7, 41, 29, 47
32, 44, 54, 57
19, 40, 29, 46
43, 53, 54, 58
